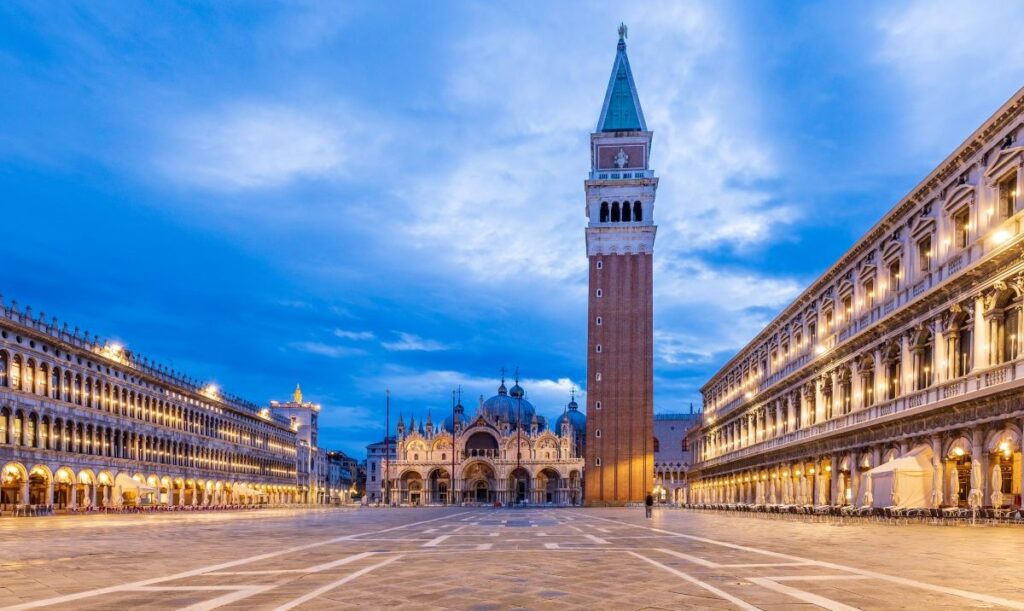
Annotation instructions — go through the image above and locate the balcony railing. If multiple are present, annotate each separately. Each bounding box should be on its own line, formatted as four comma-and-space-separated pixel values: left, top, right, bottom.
697, 359, 1022, 470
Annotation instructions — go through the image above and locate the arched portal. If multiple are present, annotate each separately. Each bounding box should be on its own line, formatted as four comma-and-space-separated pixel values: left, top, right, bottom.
427, 468, 450, 505
508, 467, 530, 505
1, 462, 27, 505
538, 468, 560, 504
400, 471, 423, 506
465, 432, 499, 458
461, 461, 495, 504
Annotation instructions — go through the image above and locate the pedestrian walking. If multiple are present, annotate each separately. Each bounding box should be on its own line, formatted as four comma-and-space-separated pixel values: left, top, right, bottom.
645, 492, 654, 518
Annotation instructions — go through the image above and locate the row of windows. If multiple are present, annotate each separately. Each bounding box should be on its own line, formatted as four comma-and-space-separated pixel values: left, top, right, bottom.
651, 437, 689, 453
598, 201, 644, 223
703, 292, 1022, 457
0, 350, 293, 453
705, 166, 1021, 410
0, 407, 296, 478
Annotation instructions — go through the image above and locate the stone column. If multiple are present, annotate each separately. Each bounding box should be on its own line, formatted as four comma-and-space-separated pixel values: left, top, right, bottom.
46, 480, 54, 507
849, 452, 859, 505
784, 395, 793, 433
830, 454, 839, 505
974, 296, 986, 372
975, 427, 989, 503
900, 333, 912, 396
21, 481, 30, 507
934, 325, 947, 383
851, 361, 862, 410
931, 435, 944, 507
1017, 417, 1024, 508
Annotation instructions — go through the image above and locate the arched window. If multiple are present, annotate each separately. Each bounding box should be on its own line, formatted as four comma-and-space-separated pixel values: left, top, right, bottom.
653, 437, 660, 452
611, 202, 621, 222
0, 351, 7, 387
51, 367, 60, 400
13, 410, 23, 445
622, 202, 631, 222
681, 437, 689, 452
633, 201, 642, 222
860, 356, 875, 407
11, 355, 22, 389
600, 202, 609, 223
38, 364, 48, 397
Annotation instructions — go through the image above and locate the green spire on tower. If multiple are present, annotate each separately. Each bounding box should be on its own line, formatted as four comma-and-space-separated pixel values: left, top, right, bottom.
597, 23, 647, 133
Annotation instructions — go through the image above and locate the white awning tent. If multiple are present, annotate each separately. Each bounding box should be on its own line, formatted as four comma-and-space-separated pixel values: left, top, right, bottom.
864, 444, 935, 508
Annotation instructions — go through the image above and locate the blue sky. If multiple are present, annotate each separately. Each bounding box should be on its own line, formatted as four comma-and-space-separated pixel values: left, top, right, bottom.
2, 2, 1024, 457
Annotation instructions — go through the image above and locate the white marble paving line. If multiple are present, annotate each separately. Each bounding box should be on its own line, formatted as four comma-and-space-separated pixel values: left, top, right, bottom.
271, 554, 405, 611
206, 551, 374, 576
422, 534, 451, 548
627, 551, 762, 611
579, 513, 1024, 610
746, 577, 861, 611
164, 586, 279, 611
0, 512, 466, 611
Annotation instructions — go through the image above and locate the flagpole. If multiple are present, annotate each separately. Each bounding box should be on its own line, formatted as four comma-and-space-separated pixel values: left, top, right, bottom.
384, 389, 390, 507
451, 389, 457, 506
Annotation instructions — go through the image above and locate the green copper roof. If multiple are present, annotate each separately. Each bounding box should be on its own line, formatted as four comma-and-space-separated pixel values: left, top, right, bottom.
597, 37, 647, 132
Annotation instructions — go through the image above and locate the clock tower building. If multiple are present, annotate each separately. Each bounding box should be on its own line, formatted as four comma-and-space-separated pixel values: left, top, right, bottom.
584, 25, 657, 505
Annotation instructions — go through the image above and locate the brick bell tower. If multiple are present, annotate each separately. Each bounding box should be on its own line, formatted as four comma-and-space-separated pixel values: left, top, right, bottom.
584, 24, 656, 506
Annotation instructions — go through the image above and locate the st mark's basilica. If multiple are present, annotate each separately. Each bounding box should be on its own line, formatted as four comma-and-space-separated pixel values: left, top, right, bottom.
380, 377, 586, 506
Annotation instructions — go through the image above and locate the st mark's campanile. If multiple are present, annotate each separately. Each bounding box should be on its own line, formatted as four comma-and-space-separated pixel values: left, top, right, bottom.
584, 25, 657, 506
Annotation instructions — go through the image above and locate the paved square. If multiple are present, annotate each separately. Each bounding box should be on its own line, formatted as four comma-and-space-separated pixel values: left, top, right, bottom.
1, 507, 1022, 610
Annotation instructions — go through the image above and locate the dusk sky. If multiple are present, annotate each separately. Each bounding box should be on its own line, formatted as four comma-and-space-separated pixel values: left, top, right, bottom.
2, 1, 1024, 457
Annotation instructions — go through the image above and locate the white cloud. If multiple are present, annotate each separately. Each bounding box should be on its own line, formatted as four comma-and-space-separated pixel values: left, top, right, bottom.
289, 341, 365, 358
401, 3, 800, 292
157, 102, 358, 191
656, 257, 800, 308
362, 366, 584, 424
334, 328, 376, 341
381, 332, 448, 352
874, 0, 1024, 153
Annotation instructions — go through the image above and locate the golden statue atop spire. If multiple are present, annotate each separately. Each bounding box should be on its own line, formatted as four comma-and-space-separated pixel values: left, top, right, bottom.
293, 383, 303, 404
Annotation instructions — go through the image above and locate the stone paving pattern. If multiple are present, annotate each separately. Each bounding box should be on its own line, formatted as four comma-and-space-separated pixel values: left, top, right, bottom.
1, 507, 1023, 609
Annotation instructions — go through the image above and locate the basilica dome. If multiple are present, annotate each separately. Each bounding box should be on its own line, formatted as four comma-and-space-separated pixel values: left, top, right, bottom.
480, 379, 536, 427
442, 402, 471, 433
554, 394, 586, 434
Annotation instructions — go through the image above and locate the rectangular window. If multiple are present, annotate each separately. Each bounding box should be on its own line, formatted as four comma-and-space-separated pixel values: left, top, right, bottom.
917, 344, 933, 390
863, 279, 875, 308
863, 371, 875, 407
918, 236, 932, 272
958, 327, 973, 375
998, 172, 1018, 219
888, 260, 901, 292
954, 208, 970, 249
1004, 308, 1019, 362
886, 361, 900, 399
842, 295, 853, 321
